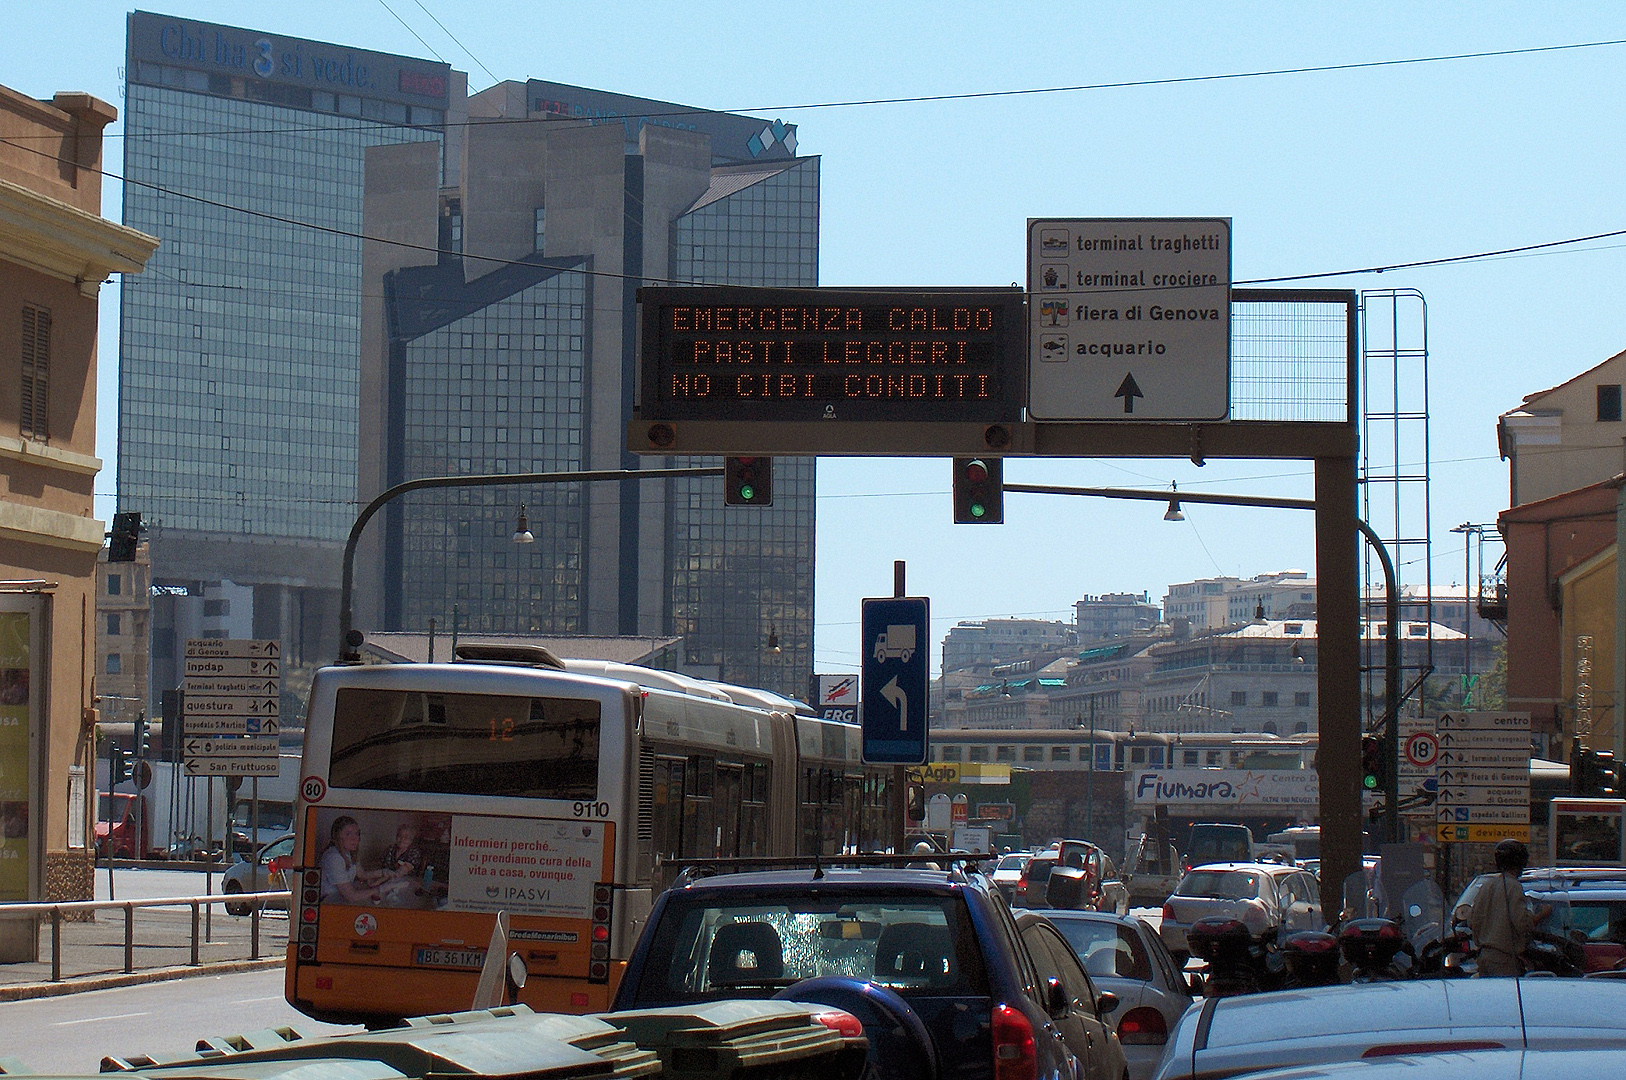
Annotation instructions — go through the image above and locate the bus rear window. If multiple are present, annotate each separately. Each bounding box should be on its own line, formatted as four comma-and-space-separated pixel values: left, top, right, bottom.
329, 689, 599, 799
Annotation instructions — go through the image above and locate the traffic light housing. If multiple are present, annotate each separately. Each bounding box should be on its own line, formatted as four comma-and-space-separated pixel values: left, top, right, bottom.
724, 457, 773, 506
1361, 733, 1390, 794
109, 745, 130, 786
952, 457, 1003, 524
134, 713, 149, 759
1577, 747, 1618, 796
109, 511, 141, 561
905, 783, 926, 823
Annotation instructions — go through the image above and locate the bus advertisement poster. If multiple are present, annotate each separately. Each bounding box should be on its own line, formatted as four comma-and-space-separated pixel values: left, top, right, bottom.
308, 805, 607, 919
449, 815, 607, 919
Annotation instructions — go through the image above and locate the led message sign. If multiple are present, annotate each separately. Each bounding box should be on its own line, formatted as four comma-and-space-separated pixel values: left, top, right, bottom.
638, 287, 1026, 424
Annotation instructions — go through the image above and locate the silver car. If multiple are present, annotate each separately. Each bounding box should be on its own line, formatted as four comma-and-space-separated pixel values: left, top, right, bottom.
1159, 862, 1322, 963
1231, 1048, 1626, 1080
221, 831, 294, 915
1039, 909, 1198, 1080
1151, 978, 1626, 1080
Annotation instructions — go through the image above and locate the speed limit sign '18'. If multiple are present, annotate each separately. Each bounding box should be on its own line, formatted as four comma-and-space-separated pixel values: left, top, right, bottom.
1404, 731, 1440, 769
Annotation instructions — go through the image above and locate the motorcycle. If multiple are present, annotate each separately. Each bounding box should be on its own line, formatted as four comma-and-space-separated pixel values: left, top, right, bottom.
1280, 929, 1342, 987
1187, 915, 1281, 996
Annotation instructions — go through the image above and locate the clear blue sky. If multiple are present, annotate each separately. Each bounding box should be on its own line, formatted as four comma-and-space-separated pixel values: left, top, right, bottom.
7, 3, 1625, 677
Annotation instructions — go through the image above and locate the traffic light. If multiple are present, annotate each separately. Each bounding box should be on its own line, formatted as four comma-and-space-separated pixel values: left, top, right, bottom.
134, 713, 149, 759
1577, 747, 1618, 796
906, 783, 926, 823
109, 745, 130, 786
952, 457, 1003, 524
723, 457, 773, 506
109, 511, 141, 561
1361, 733, 1390, 794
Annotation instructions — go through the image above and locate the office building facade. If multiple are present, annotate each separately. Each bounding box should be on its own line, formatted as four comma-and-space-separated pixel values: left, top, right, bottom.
120, 15, 816, 701
359, 82, 816, 696
118, 13, 452, 704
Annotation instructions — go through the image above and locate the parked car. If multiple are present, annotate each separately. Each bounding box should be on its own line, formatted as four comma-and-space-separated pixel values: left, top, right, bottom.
1527, 877, 1626, 973
614, 865, 1123, 1080
1214, 1048, 1626, 1080
1151, 978, 1626, 1080
221, 831, 294, 915
1015, 911, 1131, 1080
1038, 908, 1198, 1080
991, 851, 1031, 902
1017, 840, 1130, 915
1160, 862, 1322, 965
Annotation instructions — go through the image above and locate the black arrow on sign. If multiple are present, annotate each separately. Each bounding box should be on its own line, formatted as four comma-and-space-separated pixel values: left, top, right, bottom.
1114, 373, 1144, 413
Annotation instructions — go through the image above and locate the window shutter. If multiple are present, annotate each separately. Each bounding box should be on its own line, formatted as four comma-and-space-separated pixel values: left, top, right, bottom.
21, 305, 51, 439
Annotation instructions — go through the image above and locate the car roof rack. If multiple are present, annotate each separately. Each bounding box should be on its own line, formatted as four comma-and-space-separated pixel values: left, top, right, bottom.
661, 851, 994, 886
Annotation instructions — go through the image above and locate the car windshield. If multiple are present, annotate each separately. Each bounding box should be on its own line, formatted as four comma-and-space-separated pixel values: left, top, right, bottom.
997, 854, 1028, 871
632, 893, 989, 1003
1050, 918, 1152, 980
1177, 870, 1260, 899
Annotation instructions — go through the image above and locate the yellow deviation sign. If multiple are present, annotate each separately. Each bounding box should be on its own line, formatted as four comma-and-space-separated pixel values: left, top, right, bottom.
1437, 823, 1532, 844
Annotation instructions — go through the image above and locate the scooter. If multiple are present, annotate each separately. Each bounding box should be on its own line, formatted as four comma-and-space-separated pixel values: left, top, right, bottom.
1280, 930, 1342, 987
1337, 917, 1413, 981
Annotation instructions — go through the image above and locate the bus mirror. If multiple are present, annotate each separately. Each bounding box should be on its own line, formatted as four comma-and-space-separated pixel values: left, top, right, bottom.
507, 952, 528, 992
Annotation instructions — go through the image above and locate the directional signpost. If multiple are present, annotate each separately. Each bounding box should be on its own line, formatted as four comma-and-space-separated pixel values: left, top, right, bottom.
1435, 711, 1531, 844
861, 597, 929, 765
183, 639, 283, 777
1026, 217, 1232, 421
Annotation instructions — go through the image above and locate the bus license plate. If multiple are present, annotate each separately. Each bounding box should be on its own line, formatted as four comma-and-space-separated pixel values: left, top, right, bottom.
415, 946, 485, 969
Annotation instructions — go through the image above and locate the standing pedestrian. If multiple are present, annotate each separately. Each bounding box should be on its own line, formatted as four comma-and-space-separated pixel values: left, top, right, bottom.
1466, 838, 1537, 976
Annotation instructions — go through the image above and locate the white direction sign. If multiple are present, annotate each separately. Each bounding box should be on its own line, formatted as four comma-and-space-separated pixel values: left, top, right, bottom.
185, 757, 280, 777
1435, 711, 1531, 842
183, 638, 284, 774
185, 638, 280, 659
184, 656, 281, 678
1027, 217, 1231, 421
182, 676, 281, 697
186, 714, 280, 736
185, 736, 279, 758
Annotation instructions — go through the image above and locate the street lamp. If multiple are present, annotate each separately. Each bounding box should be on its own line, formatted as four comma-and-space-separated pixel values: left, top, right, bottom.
1004, 480, 1404, 846
338, 467, 722, 662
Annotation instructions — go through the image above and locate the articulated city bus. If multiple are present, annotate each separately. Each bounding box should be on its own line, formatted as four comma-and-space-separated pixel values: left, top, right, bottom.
285, 644, 893, 1026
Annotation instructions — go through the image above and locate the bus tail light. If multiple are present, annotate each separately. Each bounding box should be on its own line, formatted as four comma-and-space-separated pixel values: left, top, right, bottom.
294, 867, 320, 961
588, 883, 613, 982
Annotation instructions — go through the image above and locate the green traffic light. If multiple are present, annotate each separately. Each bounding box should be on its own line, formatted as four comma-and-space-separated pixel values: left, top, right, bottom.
740, 484, 755, 502
971, 502, 985, 518
1363, 774, 1378, 790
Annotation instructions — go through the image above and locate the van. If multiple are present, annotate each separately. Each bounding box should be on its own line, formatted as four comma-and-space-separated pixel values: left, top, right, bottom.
1184, 822, 1254, 871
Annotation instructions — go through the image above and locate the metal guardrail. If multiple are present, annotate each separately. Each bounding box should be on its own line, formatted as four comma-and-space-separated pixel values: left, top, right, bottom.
0, 890, 289, 983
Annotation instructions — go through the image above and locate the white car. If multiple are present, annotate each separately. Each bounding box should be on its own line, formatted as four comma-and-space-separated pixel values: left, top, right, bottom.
1159, 862, 1322, 963
990, 851, 1030, 902
1151, 978, 1626, 1080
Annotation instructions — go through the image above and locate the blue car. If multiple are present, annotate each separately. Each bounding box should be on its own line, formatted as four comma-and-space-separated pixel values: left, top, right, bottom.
613, 865, 1125, 1080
